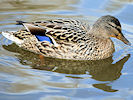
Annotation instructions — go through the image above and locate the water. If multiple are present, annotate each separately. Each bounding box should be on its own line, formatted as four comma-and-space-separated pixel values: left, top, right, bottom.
0, 0, 133, 100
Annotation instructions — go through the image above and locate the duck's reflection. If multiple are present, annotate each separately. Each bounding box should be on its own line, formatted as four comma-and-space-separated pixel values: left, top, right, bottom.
3, 43, 130, 92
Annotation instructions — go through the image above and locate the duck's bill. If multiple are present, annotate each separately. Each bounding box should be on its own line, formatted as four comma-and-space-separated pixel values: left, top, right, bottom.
120, 34, 131, 46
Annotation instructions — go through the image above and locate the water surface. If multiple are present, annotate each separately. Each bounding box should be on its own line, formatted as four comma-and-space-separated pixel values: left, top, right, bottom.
0, 0, 133, 100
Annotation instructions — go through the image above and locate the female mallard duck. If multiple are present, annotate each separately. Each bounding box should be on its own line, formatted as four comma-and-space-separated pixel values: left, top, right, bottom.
2, 15, 131, 60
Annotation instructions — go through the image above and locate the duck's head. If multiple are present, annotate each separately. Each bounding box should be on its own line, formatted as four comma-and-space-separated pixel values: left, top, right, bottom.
92, 15, 131, 46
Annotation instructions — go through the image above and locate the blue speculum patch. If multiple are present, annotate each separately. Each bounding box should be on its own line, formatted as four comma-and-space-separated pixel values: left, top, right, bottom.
35, 35, 52, 43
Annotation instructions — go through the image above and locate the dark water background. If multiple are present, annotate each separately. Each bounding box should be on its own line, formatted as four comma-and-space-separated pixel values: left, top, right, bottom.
0, 0, 133, 100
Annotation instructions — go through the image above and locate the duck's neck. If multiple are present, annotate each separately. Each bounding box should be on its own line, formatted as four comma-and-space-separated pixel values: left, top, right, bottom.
88, 24, 109, 39
85, 27, 115, 60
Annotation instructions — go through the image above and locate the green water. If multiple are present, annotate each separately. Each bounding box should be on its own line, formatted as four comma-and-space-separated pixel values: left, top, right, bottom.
0, 0, 133, 100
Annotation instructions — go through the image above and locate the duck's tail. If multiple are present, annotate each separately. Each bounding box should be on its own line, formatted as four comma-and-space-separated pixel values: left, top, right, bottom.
2, 31, 24, 44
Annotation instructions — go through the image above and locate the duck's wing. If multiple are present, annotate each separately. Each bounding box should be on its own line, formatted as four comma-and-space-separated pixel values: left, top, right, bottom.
17, 19, 90, 44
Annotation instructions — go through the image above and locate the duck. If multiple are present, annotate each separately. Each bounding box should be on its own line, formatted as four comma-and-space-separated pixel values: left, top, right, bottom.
2, 15, 131, 60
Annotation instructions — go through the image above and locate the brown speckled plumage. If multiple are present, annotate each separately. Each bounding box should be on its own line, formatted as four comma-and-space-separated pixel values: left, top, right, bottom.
2, 15, 131, 60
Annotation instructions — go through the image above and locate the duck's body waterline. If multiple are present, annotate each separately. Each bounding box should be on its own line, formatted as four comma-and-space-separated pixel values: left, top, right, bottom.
2, 15, 130, 60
